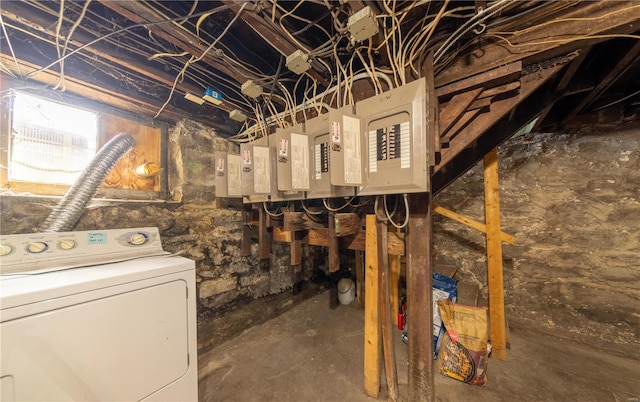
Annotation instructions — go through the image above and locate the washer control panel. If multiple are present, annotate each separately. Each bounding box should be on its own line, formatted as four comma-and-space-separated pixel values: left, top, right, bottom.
0, 227, 165, 275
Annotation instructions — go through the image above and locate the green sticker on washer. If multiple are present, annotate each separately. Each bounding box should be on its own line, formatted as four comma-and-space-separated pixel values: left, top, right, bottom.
87, 232, 107, 245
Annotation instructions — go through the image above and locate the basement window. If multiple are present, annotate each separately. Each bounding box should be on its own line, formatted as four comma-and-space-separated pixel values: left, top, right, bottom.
1, 91, 165, 199
9, 92, 98, 185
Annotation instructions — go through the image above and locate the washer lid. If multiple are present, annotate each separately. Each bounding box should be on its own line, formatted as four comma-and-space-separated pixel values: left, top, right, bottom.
0, 255, 194, 311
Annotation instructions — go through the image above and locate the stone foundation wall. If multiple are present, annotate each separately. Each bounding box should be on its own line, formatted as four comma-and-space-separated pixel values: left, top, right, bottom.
0, 119, 316, 319
434, 123, 640, 353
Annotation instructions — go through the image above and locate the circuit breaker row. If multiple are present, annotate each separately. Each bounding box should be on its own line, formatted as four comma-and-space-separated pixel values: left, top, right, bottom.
215, 78, 429, 202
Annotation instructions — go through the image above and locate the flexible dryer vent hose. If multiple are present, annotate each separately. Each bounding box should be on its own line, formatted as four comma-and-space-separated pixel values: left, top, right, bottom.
42, 133, 136, 232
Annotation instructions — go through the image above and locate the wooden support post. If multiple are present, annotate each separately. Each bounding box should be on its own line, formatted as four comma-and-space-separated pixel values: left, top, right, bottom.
355, 250, 365, 308
407, 193, 434, 402
258, 207, 271, 270
364, 215, 381, 398
433, 205, 515, 245
328, 212, 340, 273
377, 208, 398, 402
242, 206, 253, 257
389, 226, 401, 327
484, 148, 507, 361
334, 213, 361, 237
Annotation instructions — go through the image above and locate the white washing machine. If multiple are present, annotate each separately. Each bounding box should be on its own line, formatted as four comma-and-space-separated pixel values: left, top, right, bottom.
0, 227, 198, 401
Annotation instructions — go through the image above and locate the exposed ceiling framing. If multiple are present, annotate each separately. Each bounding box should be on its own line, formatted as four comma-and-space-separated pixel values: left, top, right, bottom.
1, 0, 638, 141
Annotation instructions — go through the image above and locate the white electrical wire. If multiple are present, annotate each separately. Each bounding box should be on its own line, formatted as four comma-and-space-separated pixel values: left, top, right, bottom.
384, 194, 409, 229
263, 201, 288, 217
323, 196, 357, 212
301, 199, 324, 215
434, 0, 516, 64
230, 71, 393, 142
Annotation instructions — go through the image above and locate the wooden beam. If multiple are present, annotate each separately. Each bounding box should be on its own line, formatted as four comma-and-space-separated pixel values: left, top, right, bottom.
258, 207, 271, 261
479, 81, 521, 99
342, 231, 405, 256
377, 209, 398, 402
434, 1, 640, 87
555, 48, 591, 94
440, 108, 483, 147
271, 226, 405, 255
564, 40, 640, 122
334, 213, 361, 237
424, 51, 439, 164
224, 1, 329, 85
435, 62, 522, 99
364, 215, 381, 398
484, 148, 507, 361
407, 193, 434, 402
328, 212, 340, 273
433, 205, 515, 245
0, 4, 208, 101
388, 226, 401, 328
284, 212, 326, 231
355, 250, 365, 308
435, 63, 564, 172
242, 207, 253, 257
98, 1, 248, 84
0, 56, 183, 124
439, 88, 483, 137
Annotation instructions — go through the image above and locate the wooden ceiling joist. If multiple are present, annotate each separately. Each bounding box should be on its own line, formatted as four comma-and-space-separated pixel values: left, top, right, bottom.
564, 40, 640, 123
0, 4, 206, 101
98, 0, 250, 88
222, 0, 329, 86
432, 1, 640, 87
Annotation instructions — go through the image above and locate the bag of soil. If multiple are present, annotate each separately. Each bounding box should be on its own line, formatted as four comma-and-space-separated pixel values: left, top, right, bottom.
437, 299, 489, 386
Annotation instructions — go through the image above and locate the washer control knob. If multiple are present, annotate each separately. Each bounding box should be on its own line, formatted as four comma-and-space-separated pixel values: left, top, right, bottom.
128, 232, 149, 246
58, 240, 77, 250
27, 242, 48, 254
0, 244, 14, 256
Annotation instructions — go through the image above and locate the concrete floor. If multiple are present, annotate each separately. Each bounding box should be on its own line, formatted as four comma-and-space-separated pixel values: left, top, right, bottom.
198, 292, 640, 401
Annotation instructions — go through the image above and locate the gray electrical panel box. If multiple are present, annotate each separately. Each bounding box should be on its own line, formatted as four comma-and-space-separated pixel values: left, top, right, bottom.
329, 108, 365, 188
214, 151, 242, 198
355, 77, 429, 195
306, 110, 357, 199
274, 124, 310, 192
240, 137, 272, 203
267, 133, 305, 202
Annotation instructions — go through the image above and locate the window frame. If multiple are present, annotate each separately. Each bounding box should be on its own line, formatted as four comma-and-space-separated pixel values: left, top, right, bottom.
1, 90, 169, 200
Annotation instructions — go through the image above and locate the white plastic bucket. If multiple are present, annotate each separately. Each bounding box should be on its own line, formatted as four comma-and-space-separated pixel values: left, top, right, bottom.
337, 278, 356, 305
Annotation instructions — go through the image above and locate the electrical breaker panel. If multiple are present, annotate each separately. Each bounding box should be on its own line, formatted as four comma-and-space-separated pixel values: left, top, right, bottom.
240, 137, 272, 203
274, 124, 310, 192
305, 110, 357, 199
328, 107, 365, 188
267, 133, 305, 202
355, 77, 429, 195
214, 151, 242, 198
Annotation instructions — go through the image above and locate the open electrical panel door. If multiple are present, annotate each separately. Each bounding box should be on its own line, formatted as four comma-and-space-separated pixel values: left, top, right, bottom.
355, 77, 429, 196
306, 109, 357, 199
329, 107, 364, 189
